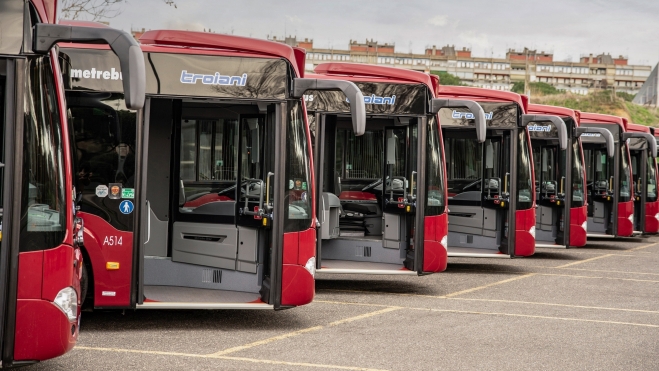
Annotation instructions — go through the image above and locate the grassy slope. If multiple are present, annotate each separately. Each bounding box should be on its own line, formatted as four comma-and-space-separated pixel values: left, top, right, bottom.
532, 91, 659, 126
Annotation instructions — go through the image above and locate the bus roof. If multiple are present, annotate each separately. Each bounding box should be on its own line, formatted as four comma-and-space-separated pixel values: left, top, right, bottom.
527, 104, 580, 125
579, 112, 628, 131
626, 123, 650, 133
435, 86, 527, 112
314, 62, 437, 92
139, 30, 302, 77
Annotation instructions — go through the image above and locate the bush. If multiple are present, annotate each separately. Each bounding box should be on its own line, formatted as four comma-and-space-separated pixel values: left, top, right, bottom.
616, 92, 636, 102
430, 71, 464, 86
511, 82, 559, 96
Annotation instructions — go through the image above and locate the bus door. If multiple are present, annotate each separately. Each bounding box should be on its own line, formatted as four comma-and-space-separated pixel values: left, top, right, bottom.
629, 139, 647, 233
441, 101, 533, 258
581, 125, 627, 237
313, 108, 452, 274
0, 55, 21, 367
313, 116, 421, 274
385, 124, 416, 269
526, 116, 570, 248
624, 132, 657, 233
136, 99, 293, 308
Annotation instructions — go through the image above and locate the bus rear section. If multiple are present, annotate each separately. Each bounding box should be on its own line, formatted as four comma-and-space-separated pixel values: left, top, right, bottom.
626, 123, 658, 234
308, 63, 484, 275
0, 3, 145, 366
527, 105, 588, 248
437, 87, 536, 258
61, 30, 364, 310
580, 113, 634, 238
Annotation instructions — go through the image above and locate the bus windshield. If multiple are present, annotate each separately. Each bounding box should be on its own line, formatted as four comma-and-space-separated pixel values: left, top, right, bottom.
284, 101, 312, 232
22, 57, 67, 249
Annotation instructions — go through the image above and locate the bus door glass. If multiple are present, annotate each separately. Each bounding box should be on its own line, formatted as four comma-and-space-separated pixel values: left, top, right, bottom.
571, 140, 586, 207
584, 145, 612, 233
647, 155, 658, 202
532, 144, 558, 240
629, 145, 644, 231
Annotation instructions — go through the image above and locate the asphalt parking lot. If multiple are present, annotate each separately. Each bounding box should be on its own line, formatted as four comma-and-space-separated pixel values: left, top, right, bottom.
33, 237, 659, 371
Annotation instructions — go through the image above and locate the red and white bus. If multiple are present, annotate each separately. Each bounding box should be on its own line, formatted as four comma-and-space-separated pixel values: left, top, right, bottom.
625, 123, 658, 234
580, 113, 635, 238
526, 104, 612, 248
435, 87, 539, 258
60, 29, 365, 310
0, 0, 145, 365
305, 63, 485, 275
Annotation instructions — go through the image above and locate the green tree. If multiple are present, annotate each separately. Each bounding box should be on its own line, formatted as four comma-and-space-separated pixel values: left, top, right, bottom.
430, 71, 464, 86
511, 81, 525, 94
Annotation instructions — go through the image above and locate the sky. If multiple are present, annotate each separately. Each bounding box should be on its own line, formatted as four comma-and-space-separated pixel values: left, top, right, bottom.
94, 0, 659, 66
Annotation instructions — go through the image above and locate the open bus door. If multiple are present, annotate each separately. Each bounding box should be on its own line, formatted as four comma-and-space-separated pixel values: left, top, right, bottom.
307, 65, 485, 275
580, 113, 633, 238
0, 2, 145, 365
61, 31, 365, 310
527, 105, 589, 248
525, 114, 570, 248
437, 87, 535, 258
625, 123, 658, 234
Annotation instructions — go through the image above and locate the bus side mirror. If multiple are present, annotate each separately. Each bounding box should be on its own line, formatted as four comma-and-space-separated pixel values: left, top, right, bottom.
33, 23, 146, 110
576, 127, 614, 158
431, 99, 486, 143
622, 132, 657, 158
292, 78, 366, 136
522, 115, 568, 150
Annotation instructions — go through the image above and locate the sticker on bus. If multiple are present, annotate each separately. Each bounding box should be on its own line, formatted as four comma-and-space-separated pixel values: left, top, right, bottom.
109, 183, 122, 199
122, 188, 135, 199
119, 200, 134, 214
96, 185, 109, 198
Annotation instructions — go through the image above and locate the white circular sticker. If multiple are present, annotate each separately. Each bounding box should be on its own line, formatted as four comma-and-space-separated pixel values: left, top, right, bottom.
96, 185, 109, 198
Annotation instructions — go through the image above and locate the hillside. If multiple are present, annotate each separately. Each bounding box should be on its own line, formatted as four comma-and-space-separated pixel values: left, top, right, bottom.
531, 90, 659, 126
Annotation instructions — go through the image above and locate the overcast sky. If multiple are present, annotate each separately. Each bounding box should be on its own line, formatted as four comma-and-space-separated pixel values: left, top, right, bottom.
101, 0, 658, 66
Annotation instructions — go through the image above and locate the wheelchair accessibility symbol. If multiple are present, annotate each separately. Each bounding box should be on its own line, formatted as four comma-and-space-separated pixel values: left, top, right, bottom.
119, 200, 134, 215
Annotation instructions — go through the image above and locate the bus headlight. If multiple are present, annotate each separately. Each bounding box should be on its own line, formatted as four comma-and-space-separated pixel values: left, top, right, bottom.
53, 287, 78, 322
304, 257, 316, 278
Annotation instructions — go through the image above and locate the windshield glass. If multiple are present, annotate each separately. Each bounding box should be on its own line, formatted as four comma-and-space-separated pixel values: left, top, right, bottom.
20, 57, 67, 251
620, 143, 632, 202
284, 101, 312, 232
69, 91, 137, 230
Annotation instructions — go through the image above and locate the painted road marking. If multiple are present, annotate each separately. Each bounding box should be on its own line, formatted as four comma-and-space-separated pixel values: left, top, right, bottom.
443, 273, 537, 298
554, 254, 615, 268
314, 300, 659, 328
75, 346, 390, 371
629, 242, 658, 251
212, 307, 400, 356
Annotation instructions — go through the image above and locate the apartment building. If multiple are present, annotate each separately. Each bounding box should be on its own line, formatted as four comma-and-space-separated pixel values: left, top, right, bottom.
271, 36, 651, 95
